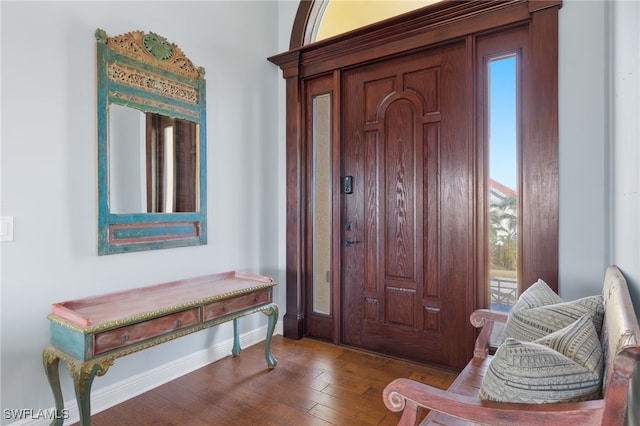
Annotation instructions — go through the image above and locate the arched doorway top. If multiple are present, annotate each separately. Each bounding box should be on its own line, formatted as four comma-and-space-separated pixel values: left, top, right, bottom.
290, 0, 441, 49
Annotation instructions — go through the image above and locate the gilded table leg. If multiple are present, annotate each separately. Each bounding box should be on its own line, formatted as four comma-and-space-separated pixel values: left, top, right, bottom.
232, 318, 241, 356
263, 304, 279, 369
42, 347, 113, 425
69, 359, 114, 426
42, 346, 66, 426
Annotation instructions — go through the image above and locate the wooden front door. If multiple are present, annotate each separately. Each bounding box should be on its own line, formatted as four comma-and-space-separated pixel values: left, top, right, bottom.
269, 0, 560, 374
341, 41, 474, 370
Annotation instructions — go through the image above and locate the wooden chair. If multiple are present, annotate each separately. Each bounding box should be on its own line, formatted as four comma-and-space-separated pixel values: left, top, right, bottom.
383, 266, 640, 425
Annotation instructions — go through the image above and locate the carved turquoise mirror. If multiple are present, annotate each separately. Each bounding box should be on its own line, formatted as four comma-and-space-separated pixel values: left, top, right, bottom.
96, 29, 207, 255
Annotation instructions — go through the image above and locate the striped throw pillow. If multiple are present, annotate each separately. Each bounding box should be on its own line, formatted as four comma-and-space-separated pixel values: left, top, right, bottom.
512, 279, 563, 312
504, 294, 604, 342
479, 315, 603, 403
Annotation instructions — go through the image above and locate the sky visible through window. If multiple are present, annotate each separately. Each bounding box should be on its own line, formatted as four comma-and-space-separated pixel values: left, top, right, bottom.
489, 56, 517, 192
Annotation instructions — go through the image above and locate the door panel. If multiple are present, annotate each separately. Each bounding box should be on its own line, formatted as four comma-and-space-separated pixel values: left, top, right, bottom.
342, 42, 473, 370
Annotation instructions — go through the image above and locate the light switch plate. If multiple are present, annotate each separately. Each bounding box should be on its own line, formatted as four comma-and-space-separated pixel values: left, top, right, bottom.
0, 216, 14, 242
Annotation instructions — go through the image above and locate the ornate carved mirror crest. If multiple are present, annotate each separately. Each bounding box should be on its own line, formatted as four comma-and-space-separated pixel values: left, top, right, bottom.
96, 29, 207, 255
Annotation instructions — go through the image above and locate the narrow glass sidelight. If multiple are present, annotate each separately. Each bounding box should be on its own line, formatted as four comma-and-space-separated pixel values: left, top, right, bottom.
487, 55, 518, 312
312, 93, 332, 316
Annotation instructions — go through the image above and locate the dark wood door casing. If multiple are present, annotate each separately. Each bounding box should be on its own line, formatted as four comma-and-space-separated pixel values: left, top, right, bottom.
268, 1, 560, 357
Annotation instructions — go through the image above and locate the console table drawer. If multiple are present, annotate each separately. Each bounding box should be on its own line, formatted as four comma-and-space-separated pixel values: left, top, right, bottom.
94, 308, 200, 355
204, 289, 271, 321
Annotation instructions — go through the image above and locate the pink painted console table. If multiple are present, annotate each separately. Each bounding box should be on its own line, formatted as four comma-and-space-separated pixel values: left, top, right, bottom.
42, 271, 278, 426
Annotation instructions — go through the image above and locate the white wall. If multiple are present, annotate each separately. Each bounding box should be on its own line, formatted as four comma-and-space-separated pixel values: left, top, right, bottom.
558, 0, 640, 315
1, 0, 638, 424
609, 0, 640, 306
560, 1, 640, 420
558, 0, 610, 299
608, 1, 640, 422
0, 1, 288, 424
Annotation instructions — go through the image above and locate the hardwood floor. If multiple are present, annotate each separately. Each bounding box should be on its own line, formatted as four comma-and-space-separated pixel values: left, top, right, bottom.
79, 336, 456, 426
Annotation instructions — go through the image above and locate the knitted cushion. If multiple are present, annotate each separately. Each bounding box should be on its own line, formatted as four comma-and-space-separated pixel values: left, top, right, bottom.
536, 315, 603, 374
511, 279, 563, 312
479, 315, 603, 403
504, 294, 604, 342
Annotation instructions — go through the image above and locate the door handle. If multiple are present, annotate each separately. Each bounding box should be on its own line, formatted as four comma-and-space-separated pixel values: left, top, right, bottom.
345, 238, 361, 247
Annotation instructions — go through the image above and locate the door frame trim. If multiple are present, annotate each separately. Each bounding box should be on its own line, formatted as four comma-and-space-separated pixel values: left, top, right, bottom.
268, 0, 561, 340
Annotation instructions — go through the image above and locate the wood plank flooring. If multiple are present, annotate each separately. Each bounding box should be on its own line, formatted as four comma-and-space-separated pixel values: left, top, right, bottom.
79, 336, 456, 426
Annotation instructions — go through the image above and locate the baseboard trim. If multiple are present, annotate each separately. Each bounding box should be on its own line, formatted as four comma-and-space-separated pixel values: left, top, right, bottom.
14, 325, 282, 426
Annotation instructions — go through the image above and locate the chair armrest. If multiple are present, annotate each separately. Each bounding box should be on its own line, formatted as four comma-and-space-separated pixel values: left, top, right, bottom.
470, 309, 509, 327
383, 378, 604, 426
469, 309, 509, 358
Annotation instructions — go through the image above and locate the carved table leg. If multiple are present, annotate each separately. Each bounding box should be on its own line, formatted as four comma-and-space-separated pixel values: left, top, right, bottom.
264, 304, 279, 369
69, 359, 112, 426
43, 346, 114, 426
42, 346, 66, 426
232, 318, 242, 356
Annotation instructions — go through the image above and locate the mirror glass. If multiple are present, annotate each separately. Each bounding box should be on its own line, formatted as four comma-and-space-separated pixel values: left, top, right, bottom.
109, 105, 145, 214
109, 105, 200, 214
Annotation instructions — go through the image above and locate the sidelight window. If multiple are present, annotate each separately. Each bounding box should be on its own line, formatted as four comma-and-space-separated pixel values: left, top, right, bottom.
312, 93, 332, 316
487, 55, 519, 312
